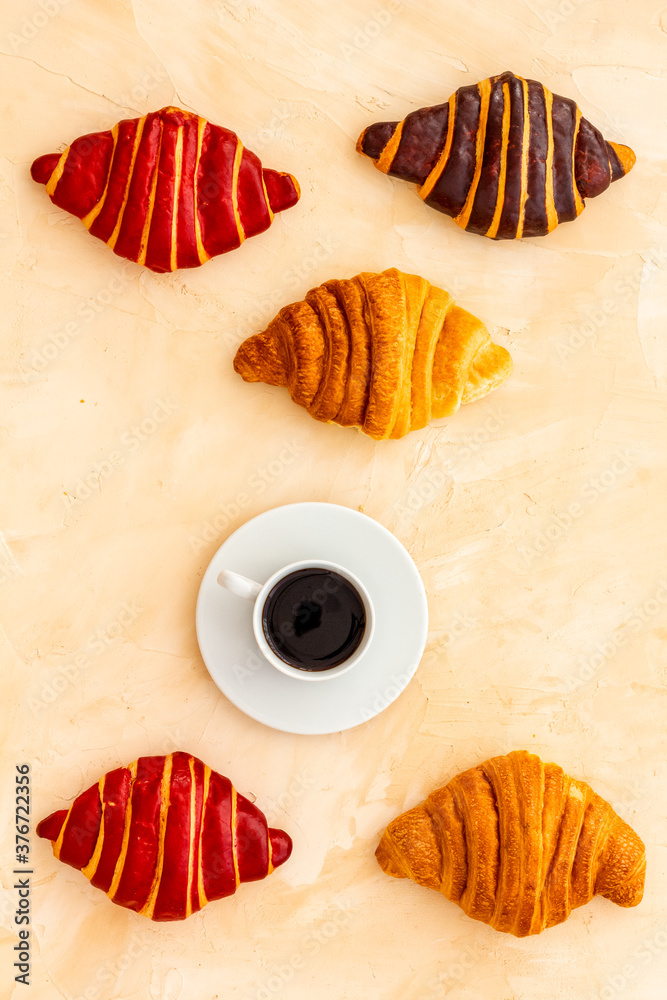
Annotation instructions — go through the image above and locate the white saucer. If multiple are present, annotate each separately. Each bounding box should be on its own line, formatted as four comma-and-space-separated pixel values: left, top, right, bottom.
195, 502, 428, 735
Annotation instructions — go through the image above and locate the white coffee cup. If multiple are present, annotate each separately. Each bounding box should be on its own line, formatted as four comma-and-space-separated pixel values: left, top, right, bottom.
217, 559, 374, 682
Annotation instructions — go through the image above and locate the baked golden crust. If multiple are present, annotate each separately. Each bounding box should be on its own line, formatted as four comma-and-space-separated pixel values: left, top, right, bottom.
376, 750, 646, 936
234, 268, 512, 440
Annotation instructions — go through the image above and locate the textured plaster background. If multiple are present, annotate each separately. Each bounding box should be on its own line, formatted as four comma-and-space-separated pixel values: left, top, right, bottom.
1, 0, 666, 997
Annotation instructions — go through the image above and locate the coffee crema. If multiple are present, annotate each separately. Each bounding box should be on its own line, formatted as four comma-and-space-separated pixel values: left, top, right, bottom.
261, 568, 366, 671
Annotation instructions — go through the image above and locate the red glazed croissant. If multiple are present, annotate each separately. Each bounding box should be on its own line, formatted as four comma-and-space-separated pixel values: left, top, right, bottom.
377, 750, 646, 936
358, 71, 635, 239
31, 106, 300, 272
37, 752, 292, 920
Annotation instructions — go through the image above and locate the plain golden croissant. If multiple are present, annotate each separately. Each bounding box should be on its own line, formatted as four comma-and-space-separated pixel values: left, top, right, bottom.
358, 71, 635, 240
233, 268, 512, 440
376, 749, 645, 936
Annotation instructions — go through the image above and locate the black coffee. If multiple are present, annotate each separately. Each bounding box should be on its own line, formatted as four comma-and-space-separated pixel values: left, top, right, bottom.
262, 568, 366, 671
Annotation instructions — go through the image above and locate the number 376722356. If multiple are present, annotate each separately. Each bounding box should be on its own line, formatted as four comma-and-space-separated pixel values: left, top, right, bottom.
15, 765, 30, 864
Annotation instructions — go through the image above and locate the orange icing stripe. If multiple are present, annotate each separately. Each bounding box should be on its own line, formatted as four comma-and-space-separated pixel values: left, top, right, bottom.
81, 125, 119, 229
516, 75, 531, 240
139, 754, 173, 918
185, 755, 196, 918
107, 117, 146, 251
486, 82, 511, 239
197, 764, 211, 909
455, 78, 492, 231
107, 759, 137, 900
81, 776, 106, 879
193, 117, 211, 265
261, 171, 274, 226
45, 149, 69, 197
52, 803, 73, 860
136, 120, 164, 267
419, 92, 457, 202
169, 126, 184, 272
572, 107, 584, 216
232, 138, 247, 241
375, 119, 404, 174
231, 787, 240, 888
543, 86, 558, 233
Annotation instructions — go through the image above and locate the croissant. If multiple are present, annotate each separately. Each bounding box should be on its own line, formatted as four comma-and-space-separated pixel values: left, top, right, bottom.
358, 71, 635, 240
36, 751, 292, 921
30, 106, 300, 272
376, 749, 645, 936
233, 267, 512, 440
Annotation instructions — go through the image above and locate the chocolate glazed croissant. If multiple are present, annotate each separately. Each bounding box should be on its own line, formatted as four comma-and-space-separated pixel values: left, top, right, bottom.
358, 71, 635, 239
377, 750, 645, 936
31, 106, 300, 272
37, 752, 292, 920
234, 267, 512, 440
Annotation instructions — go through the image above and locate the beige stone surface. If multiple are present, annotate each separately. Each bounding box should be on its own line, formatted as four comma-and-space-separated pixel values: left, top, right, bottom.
1, 0, 666, 997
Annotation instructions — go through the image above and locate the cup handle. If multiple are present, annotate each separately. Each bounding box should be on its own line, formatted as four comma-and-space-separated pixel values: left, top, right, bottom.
217, 570, 262, 602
